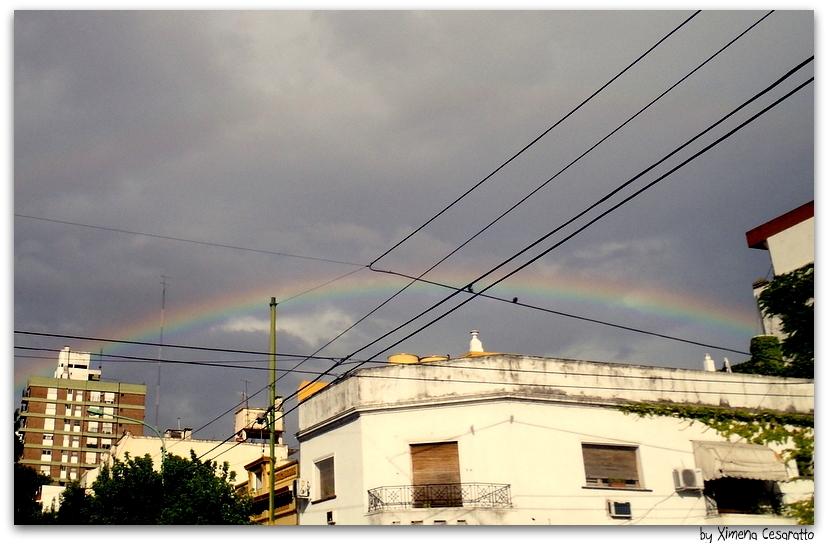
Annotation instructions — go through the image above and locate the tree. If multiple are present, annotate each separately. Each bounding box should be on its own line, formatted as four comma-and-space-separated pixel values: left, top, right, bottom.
14, 462, 52, 524
758, 262, 813, 378
56, 451, 252, 524
733, 263, 813, 378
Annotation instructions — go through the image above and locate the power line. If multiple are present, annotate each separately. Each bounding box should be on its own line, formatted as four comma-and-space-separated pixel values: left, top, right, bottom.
262, 11, 707, 392
333, 68, 815, 383
368, 10, 702, 268
13, 213, 366, 268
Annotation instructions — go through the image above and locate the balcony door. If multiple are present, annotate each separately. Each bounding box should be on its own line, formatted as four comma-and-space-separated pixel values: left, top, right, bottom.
410, 442, 461, 507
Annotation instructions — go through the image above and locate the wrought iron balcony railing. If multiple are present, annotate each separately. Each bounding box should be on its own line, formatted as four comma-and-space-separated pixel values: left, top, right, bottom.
367, 483, 511, 512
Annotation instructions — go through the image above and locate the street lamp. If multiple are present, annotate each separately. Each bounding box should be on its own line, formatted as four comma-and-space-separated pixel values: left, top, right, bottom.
87, 407, 166, 459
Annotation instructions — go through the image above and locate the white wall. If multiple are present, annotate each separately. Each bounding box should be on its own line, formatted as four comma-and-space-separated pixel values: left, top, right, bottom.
766, 217, 813, 276
300, 399, 801, 525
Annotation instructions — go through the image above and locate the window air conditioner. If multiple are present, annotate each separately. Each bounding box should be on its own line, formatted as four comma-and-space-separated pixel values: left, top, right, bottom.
607, 501, 632, 519
672, 468, 705, 491
294, 478, 311, 499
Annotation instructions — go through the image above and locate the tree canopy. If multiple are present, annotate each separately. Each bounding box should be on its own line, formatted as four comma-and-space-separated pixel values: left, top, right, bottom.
733, 263, 813, 379
55, 450, 252, 524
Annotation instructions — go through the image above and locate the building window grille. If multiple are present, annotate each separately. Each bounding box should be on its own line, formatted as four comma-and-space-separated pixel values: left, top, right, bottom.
582, 443, 642, 489
316, 456, 335, 501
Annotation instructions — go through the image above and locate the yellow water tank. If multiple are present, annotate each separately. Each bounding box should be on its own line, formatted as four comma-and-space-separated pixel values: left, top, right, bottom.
387, 353, 419, 364
418, 355, 449, 364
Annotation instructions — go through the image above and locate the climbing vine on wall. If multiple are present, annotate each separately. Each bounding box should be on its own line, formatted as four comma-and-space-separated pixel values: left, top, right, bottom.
615, 402, 814, 478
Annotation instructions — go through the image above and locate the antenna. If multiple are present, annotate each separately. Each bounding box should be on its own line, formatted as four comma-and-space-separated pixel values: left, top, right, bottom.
241, 379, 251, 409
156, 275, 169, 429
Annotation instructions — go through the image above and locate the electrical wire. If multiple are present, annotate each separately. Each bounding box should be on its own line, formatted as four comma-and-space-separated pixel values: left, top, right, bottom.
332, 69, 815, 383
14, 213, 366, 268
369, 10, 702, 268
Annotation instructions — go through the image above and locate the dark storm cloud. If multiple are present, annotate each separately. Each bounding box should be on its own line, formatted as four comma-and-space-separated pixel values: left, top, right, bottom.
14, 10, 813, 442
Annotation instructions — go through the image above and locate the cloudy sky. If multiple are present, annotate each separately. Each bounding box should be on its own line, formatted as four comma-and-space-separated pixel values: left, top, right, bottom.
13, 10, 814, 446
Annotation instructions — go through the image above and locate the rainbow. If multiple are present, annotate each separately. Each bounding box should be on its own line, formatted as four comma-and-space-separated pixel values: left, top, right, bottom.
15, 267, 761, 390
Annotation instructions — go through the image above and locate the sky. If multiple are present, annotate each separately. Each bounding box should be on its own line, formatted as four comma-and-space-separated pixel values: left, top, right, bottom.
12, 9, 814, 450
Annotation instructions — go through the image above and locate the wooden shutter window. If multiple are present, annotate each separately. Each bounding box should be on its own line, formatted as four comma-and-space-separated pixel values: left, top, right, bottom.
410, 442, 461, 507
582, 444, 640, 487
316, 457, 335, 500
411, 442, 461, 486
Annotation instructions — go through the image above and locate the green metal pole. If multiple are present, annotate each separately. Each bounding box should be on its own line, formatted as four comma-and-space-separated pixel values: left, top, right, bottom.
269, 297, 277, 524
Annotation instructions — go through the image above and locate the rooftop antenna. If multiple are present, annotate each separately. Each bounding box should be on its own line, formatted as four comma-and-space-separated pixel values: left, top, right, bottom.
156, 275, 169, 429
241, 379, 251, 409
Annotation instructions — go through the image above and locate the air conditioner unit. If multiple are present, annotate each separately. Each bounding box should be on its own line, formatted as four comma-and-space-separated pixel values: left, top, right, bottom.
672, 468, 705, 491
326, 510, 336, 525
294, 478, 310, 499
607, 501, 632, 519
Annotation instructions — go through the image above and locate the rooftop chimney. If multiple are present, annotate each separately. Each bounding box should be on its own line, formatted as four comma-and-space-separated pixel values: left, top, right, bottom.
469, 330, 483, 353
703, 353, 716, 372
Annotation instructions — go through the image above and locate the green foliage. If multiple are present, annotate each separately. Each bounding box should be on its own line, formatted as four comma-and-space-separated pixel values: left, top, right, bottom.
616, 402, 814, 477
57, 451, 252, 524
55, 481, 92, 524
14, 462, 53, 524
731, 336, 787, 376
758, 263, 814, 378
783, 496, 814, 525
158, 451, 252, 525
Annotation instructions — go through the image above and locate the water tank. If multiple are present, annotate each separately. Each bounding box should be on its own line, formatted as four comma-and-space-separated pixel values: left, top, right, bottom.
387, 353, 419, 364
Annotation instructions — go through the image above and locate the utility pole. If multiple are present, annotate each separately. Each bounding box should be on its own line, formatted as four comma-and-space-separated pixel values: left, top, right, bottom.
268, 297, 277, 524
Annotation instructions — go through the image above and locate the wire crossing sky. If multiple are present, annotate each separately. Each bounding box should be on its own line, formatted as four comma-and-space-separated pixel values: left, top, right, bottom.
14, 11, 813, 445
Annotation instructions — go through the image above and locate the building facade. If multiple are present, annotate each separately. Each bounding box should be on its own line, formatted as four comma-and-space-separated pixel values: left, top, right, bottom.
297, 341, 812, 525
18, 347, 147, 486
746, 201, 814, 338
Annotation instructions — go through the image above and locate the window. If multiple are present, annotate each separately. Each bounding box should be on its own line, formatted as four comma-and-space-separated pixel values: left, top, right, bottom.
47, 388, 58, 400
43, 418, 55, 431
103, 392, 115, 404
40, 465, 51, 477
102, 423, 113, 435
45, 403, 56, 415
582, 443, 642, 489
90, 391, 101, 402
66, 389, 73, 401
410, 442, 462, 507
101, 438, 112, 449
41, 449, 52, 462
316, 456, 335, 501
86, 437, 98, 448
88, 421, 99, 433
70, 451, 79, 464
85, 451, 97, 464
69, 467, 78, 480
60, 467, 67, 480
61, 451, 68, 463
75, 391, 83, 402
254, 468, 264, 492
43, 434, 54, 446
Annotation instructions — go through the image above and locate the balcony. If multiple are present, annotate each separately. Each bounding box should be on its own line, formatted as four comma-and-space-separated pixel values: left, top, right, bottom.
367, 483, 511, 513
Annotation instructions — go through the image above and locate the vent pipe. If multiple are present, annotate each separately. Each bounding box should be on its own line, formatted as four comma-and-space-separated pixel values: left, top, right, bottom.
470, 330, 483, 353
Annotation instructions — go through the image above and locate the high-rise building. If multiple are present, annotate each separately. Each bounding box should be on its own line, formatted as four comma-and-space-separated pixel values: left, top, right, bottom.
17, 346, 147, 489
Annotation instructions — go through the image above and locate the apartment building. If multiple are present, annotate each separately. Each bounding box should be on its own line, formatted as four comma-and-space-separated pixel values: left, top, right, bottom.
296, 333, 812, 525
17, 347, 147, 509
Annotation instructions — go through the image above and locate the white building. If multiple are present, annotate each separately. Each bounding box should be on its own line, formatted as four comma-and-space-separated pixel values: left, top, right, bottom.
81, 405, 290, 492
296, 334, 812, 525
746, 201, 814, 338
